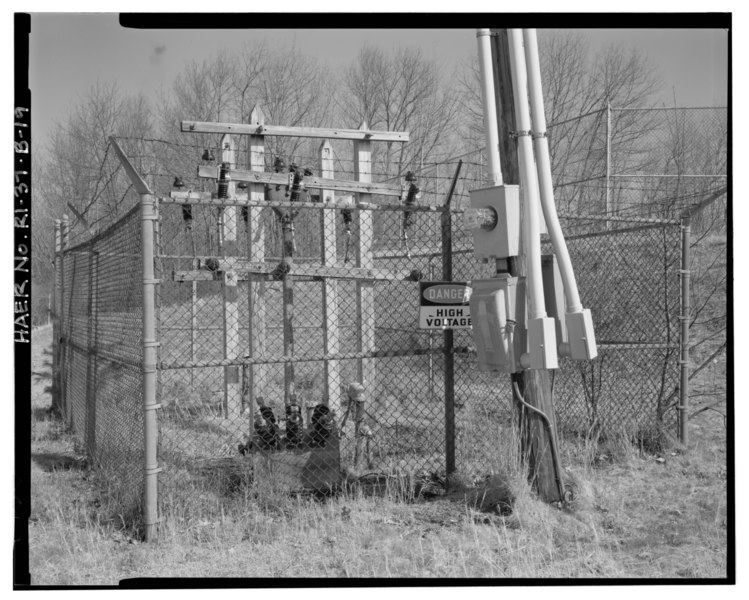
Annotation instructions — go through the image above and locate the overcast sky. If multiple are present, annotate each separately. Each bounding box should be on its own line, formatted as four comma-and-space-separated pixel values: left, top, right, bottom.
27, 15, 729, 152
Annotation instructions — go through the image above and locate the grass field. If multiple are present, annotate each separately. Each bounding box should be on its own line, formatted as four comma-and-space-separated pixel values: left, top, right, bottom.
28, 316, 728, 583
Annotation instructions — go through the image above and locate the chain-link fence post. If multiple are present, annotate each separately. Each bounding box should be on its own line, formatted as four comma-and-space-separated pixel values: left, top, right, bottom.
52, 219, 62, 415
61, 214, 70, 427
679, 218, 691, 445
605, 102, 612, 230
141, 192, 160, 542
442, 161, 462, 477
85, 249, 99, 459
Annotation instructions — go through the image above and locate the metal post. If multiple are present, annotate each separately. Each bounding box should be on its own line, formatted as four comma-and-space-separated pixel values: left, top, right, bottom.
442, 160, 462, 477
52, 220, 61, 415
679, 219, 691, 445
605, 102, 612, 230
107, 135, 160, 540
191, 280, 197, 388
61, 215, 70, 426
428, 263, 435, 402
85, 250, 99, 459
141, 193, 160, 542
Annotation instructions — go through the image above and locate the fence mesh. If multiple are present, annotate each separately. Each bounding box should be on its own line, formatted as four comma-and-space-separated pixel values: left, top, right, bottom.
59, 205, 144, 518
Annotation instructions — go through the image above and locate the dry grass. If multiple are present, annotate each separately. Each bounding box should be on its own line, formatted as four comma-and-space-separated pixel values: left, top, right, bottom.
28, 323, 728, 583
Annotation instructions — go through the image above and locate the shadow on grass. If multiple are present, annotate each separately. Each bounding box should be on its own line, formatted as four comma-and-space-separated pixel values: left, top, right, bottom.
32, 452, 88, 472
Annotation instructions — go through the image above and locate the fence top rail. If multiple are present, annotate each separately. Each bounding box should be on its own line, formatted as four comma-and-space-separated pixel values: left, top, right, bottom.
558, 221, 679, 243
557, 212, 681, 226
181, 120, 410, 143
63, 203, 141, 254
611, 105, 728, 112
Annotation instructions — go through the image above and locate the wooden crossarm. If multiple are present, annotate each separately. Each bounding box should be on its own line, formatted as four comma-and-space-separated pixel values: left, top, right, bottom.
196, 164, 404, 197
181, 120, 409, 143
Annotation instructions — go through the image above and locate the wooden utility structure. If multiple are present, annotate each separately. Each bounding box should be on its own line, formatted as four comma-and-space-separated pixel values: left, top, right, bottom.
170, 111, 412, 436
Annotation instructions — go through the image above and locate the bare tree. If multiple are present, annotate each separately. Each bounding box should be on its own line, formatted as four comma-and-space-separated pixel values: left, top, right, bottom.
340, 45, 461, 179
457, 31, 662, 214
40, 80, 153, 239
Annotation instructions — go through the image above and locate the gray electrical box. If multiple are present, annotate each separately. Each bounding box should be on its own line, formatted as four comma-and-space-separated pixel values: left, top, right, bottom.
469, 276, 519, 373
468, 185, 520, 260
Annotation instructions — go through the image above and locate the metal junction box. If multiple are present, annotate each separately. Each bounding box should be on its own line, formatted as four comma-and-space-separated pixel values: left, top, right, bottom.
469, 276, 519, 373
468, 185, 520, 260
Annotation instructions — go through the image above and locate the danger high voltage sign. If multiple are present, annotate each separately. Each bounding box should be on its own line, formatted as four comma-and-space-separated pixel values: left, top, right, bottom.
419, 281, 472, 329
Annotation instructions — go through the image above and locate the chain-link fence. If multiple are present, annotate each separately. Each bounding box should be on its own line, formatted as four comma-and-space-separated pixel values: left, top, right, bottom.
53, 107, 704, 532
548, 106, 728, 227
57, 204, 145, 521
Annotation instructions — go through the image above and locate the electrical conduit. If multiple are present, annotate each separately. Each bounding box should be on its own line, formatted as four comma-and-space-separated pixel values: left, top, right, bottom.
476, 29, 503, 187
522, 28, 584, 314
507, 29, 547, 320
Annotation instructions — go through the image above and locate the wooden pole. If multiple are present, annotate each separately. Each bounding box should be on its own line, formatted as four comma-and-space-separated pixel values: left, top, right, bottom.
247, 106, 268, 412
353, 123, 376, 398
492, 28, 562, 502
221, 133, 241, 417
281, 198, 297, 411
319, 140, 342, 415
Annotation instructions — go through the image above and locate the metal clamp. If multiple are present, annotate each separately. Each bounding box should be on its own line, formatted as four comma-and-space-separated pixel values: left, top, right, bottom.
531, 132, 548, 140
145, 403, 162, 412
510, 130, 532, 138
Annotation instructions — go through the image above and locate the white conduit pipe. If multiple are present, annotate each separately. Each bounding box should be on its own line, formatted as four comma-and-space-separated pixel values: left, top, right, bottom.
507, 28, 546, 320
522, 28, 584, 314
476, 29, 503, 186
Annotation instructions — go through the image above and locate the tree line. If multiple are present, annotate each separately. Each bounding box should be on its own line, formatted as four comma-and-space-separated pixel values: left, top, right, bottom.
33, 30, 724, 325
